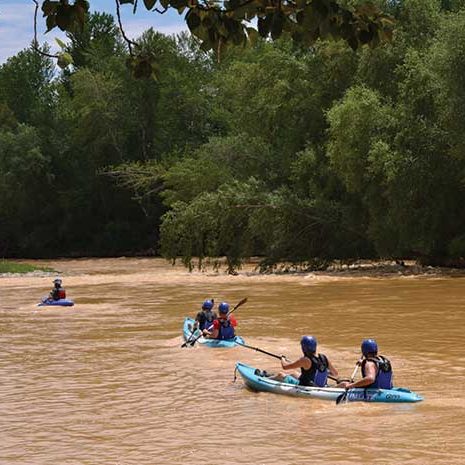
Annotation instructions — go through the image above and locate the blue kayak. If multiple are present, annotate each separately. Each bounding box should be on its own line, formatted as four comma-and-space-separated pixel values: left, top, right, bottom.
38, 298, 75, 307
183, 317, 245, 348
235, 362, 423, 403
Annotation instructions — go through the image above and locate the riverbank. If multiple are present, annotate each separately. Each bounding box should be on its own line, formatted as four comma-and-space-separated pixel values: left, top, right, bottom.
0, 260, 55, 276
2, 257, 465, 279
255, 259, 465, 278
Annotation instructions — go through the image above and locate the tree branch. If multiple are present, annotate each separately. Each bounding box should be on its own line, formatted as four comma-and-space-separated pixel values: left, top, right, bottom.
31, 0, 59, 58
115, 0, 138, 55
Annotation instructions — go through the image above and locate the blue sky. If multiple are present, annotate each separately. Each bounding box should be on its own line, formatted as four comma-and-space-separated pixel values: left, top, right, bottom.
0, 0, 187, 63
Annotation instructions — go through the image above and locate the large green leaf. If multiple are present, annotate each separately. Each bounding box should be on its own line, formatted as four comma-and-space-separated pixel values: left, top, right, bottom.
143, 0, 157, 8
186, 10, 201, 31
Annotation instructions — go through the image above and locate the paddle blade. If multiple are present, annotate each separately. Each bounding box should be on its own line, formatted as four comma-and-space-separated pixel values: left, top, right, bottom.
233, 297, 247, 310
190, 336, 201, 347
336, 391, 348, 405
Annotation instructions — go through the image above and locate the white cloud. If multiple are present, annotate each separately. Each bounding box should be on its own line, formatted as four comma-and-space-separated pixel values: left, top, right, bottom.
0, 1, 68, 63
0, 2, 34, 62
123, 18, 187, 40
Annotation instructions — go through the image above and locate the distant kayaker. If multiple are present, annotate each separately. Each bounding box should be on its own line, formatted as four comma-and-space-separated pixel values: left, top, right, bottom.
49, 278, 66, 301
193, 299, 217, 332
338, 339, 393, 390
271, 336, 338, 387
202, 302, 237, 340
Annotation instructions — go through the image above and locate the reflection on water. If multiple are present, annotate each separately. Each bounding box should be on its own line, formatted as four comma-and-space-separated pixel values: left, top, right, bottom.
1, 258, 464, 465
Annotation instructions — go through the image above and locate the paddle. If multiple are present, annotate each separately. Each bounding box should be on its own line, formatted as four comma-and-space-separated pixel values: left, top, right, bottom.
335, 359, 362, 405
235, 341, 287, 361
188, 297, 247, 347
181, 298, 215, 348
235, 341, 341, 383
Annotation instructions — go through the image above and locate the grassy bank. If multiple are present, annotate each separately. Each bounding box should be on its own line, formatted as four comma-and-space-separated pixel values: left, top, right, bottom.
0, 260, 55, 274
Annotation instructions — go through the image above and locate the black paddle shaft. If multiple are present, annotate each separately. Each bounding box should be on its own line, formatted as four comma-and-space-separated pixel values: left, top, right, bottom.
235, 341, 285, 360
335, 360, 362, 405
236, 341, 341, 383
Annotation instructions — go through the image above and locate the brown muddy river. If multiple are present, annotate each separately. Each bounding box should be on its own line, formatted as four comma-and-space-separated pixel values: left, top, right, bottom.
1, 258, 464, 465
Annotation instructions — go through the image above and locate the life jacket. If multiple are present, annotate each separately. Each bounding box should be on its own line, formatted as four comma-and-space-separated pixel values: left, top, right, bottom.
51, 287, 66, 300
299, 353, 329, 387
217, 318, 235, 340
199, 310, 216, 331
361, 355, 393, 389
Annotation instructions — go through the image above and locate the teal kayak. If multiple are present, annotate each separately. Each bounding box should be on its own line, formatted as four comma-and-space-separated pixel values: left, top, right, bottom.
183, 318, 245, 348
235, 362, 423, 403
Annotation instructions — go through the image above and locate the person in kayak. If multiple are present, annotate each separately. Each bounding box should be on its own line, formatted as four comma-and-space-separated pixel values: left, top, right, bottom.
49, 278, 66, 301
193, 299, 217, 332
202, 302, 237, 340
338, 338, 393, 390
271, 336, 339, 387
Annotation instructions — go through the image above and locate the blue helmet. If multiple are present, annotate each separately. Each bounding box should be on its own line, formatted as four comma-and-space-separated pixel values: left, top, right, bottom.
202, 299, 213, 310
301, 335, 317, 354
361, 339, 378, 356
53, 278, 62, 285
218, 302, 230, 314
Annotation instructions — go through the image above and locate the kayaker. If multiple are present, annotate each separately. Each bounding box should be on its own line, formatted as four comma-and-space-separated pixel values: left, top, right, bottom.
271, 336, 338, 387
202, 302, 237, 340
49, 278, 66, 301
338, 339, 393, 390
193, 299, 217, 331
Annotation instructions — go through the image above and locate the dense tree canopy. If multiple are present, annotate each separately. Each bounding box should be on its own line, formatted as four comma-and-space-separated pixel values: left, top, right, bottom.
2, 1, 465, 270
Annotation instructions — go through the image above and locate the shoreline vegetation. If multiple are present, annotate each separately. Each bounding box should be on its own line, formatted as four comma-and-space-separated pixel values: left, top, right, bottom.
0, 260, 55, 275
224, 258, 465, 278
2, 257, 465, 279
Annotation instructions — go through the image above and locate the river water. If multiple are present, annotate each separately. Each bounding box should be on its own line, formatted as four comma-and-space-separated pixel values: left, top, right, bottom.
1, 258, 464, 465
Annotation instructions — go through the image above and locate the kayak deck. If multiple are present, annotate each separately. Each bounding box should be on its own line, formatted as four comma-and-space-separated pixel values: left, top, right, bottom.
235, 362, 423, 403
183, 317, 244, 348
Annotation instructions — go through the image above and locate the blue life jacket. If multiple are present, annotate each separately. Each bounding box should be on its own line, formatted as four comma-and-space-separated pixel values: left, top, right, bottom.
218, 318, 235, 340
299, 354, 329, 387
361, 355, 393, 389
199, 310, 217, 331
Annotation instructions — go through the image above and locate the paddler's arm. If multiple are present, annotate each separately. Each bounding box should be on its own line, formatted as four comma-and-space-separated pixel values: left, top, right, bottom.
327, 359, 339, 378
193, 312, 203, 330
344, 361, 376, 389
281, 355, 311, 371
202, 320, 219, 339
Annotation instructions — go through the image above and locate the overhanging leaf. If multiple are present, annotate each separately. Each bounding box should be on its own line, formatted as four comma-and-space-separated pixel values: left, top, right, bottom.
143, 0, 157, 8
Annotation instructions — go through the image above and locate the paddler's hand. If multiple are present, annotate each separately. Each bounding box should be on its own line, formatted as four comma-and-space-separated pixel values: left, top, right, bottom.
280, 355, 286, 367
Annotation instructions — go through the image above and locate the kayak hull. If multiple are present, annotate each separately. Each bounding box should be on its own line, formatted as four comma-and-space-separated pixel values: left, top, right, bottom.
38, 298, 75, 307
235, 362, 423, 403
183, 317, 244, 348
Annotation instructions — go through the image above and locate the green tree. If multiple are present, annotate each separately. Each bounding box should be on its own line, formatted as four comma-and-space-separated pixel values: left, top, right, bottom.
0, 125, 52, 255
0, 46, 55, 127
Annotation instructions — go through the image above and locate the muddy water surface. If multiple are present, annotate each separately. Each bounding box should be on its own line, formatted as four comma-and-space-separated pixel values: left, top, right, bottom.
1, 258, 464, 465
